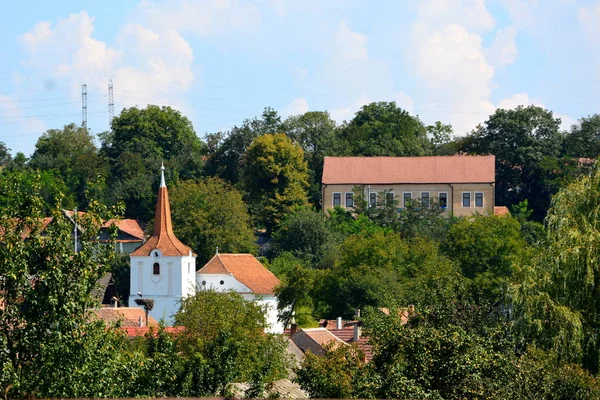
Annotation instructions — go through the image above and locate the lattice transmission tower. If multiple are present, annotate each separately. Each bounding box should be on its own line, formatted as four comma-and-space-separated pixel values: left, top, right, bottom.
108, 76, 114, 127
82, 84, 87, 129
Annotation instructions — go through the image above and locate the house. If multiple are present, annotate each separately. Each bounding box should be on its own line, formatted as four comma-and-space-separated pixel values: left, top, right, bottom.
196, 253, 283, 334
129, 164, 197, 325
88, 306, 159, 328
321, 155, 497, 217
290, 328, 347, 356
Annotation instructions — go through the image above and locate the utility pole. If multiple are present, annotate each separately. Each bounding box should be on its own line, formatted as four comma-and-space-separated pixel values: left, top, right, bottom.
108, 76, 114, 127
82, 84, 87, 130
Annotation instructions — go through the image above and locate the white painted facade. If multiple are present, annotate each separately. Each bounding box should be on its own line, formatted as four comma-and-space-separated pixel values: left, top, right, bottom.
130, 249, 196, 325
196, 272, 284, 334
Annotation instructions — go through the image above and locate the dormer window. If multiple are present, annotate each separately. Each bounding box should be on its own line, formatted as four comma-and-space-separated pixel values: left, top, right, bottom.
153, 262, 160, 275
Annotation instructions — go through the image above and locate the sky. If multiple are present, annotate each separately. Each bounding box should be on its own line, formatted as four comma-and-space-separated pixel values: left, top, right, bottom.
1, 0, 600, 156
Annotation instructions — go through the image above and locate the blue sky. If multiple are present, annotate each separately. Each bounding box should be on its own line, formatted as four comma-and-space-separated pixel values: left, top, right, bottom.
1, 0, 600, 156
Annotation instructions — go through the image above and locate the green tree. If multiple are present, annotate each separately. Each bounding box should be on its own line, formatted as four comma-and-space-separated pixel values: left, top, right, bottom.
564, 114, 600, 158
0, 173, 131, 398
243, 133, 310, 232
101, 105, 205, 220
29, 123, 108, 207
205, 107, 282, 184
0, 141, 11, 168
282, 111, 338, 206
442, 214, 528, 302
169, 178, 257, 265
175, 290, 289, 396
337, 101, 432, 156
463, 105, 563, 220
427, 121, 453, 155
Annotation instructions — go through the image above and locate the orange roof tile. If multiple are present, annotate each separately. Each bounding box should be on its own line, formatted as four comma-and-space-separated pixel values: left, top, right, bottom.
103, 218, 145, 240
131, 167, 193, 257
124, 326, 185, 338
198, 254, 280, 295
494, 206, 510, 216
322, 155, 495, 184
89, 307, 159, 328
291, 328, 347, 356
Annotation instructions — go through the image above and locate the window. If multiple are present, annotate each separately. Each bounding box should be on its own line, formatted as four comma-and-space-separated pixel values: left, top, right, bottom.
153, 262, 160, 275
462, 192, 471, 208
369, 192, 377, 207
386, 192, 394, 206
475, 192, 484, 207
219, 280, 225, 285
403, 192, 412, 208
439, 192, 448, 208
421, 192, 430, 207
345, 192, 354, 208
333, 192, 342, 207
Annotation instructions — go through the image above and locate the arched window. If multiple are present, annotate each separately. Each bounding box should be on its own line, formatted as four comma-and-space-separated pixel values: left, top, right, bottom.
153, 262, 160, 275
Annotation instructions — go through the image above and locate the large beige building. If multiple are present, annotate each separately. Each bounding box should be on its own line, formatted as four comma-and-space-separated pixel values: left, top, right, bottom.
321, 156, 496, 218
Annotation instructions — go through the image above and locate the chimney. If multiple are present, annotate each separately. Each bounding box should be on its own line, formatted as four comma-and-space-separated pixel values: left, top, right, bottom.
353, 321, 362, 342
336, 317, 342, 330
290, 323, 297, 335
138, 315, 143, 327
355, 308, 361, 319
111, 296, 118, 308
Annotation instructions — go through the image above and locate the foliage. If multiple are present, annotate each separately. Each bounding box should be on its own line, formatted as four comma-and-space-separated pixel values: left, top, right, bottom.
442, 214, 529, 303
170, 178, 257, 265
175, 290, 289, 396
338, 101, 433, 156
0, 172, 128, 398
243, 133, 310, 232
30, 123, 108, 208
101, 105, 205, 220
564, 114, 600, 158
463, 105, 563, 220
427, 121, 453, 154
0, 141, 11, 167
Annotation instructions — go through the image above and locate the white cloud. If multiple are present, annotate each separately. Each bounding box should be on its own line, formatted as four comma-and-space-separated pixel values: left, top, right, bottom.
416, 0, 495, 32
392, 92, 415, 113
282, 97, 309, 117
496, 92, 543, 109
486, 26, 518, 67
330, 94, 371, 123
0, 95, 47, 154
578, 2, 600, 40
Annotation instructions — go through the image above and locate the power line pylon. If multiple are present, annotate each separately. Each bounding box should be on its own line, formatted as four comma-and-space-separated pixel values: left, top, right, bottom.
108, 76, 114, 127
82, 84, 87, 130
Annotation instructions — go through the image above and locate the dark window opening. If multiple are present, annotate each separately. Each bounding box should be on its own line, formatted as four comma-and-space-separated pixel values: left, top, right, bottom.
439, 193, 447, 208
153, 262, 160, 275
333, 193, 342, 207
346, 192, 354, 208
475, 192, 483, 207
462, 192, 471, 208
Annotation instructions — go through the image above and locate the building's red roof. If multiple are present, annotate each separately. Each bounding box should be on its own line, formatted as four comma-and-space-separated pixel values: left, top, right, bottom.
123, 325, 185, 338
198, 254, 280, 295
317, 319, 374, 362
103, 218, 144, 240
494, 206, 510, 216
322, 155, 495, 185
88, 307, 159, 328
291, 328, 347, 356
131, 174, 193, 257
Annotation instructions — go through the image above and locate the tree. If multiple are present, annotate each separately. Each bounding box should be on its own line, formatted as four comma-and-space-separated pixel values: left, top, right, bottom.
564, 114, 600, 158
442, 214, 528, 302
29, 123, 108, 207
337, 102, 432, 156
101, 105, 205, 220
0, 141, 11, 167
463, 105, 563, 220
0, 173, 131, 398
243, 133, 309, 232
205, 108, 282, 184
174, 290, 289, 396
427, 121, 453, 155
282, 111, 338, 206
169, 178, 257, 265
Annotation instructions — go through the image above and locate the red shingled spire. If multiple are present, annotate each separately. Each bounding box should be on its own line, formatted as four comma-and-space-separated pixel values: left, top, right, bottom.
131, 163, 194, 257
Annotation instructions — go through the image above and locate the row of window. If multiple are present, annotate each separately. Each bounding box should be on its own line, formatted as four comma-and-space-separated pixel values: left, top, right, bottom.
332, 191, 485, 209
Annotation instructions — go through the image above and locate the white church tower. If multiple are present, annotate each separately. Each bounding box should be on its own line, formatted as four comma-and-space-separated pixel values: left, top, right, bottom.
130, 164, 196, 325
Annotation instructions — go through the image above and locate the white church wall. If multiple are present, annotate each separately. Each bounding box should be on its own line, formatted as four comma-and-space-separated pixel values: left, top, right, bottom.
196, 273, 250, 293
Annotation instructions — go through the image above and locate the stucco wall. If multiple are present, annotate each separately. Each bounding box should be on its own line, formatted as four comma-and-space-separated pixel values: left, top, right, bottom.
322, 183, 494, 217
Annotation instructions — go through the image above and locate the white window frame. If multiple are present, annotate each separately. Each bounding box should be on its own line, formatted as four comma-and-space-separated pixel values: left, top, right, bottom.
475, 191, 484, 208
369, 192, 377, 208
438, 191, 448, 209
462, 191, 472, 208
332, 192, 342, 207
420, 191, 430, 207
345, 192, 354, 208
403, 192, 412, 208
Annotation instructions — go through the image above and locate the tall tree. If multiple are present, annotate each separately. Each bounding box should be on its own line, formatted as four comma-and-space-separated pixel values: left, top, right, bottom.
337, 102, 433, 156
204, 108, 282, 185
101, 105, 205, 220
564, 114, 600, 158
29, 123, 108, 207
463, 105, 563, 220
243, 133, 309, 232
0, 141, 11, 168
282, 111, 338, 206
169, 178, 257, 265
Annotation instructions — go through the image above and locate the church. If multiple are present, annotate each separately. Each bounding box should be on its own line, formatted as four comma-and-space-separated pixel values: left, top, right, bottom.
129, 165, 283, 333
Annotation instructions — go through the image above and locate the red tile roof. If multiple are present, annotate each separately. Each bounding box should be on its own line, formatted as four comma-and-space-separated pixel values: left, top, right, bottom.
494, 206, 510, 216
123, 325, 185, 338
318, 319, 373, 362
88, 307, 159, 328
291, 328, 347, 356
131, 177, 193, 257
103, 219, 145, 240
322, 155, 495, 185
198, 254, 280, 295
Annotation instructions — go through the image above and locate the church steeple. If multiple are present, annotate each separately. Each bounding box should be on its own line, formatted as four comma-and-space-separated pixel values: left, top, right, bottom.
130, 164, 193, 257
